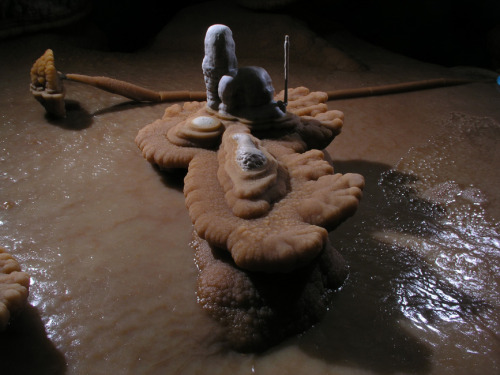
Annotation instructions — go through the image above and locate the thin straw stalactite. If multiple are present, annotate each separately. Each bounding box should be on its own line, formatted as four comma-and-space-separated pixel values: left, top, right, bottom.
64, 73, 207, 103
326, 78, 474, 100
65, 74, 477, 104
64, 73, 163, 102
31, 49, 488, 119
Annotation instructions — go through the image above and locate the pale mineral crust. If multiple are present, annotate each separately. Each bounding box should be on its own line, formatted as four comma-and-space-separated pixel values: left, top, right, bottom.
29, 49, 66, 118
185, 146, 364, 272
193, 231, 348, 351
0, 248, 30, 330
202, 24, 238, 111
217, 126, 288, 219
136, 87, 363, 272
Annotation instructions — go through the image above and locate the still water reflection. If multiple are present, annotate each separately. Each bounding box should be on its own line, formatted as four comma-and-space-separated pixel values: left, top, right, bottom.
328, 113, 499, 374
1, 105, 498, 374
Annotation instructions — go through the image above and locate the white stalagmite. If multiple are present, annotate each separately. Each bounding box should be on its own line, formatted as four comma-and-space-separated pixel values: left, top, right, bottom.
202, 24, 238, 111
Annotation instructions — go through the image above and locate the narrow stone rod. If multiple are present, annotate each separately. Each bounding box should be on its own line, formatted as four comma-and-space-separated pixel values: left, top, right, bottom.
284, 35, 289, 106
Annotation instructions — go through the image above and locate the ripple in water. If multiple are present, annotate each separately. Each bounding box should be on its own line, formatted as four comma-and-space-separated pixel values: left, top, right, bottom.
374, 113, 500, 370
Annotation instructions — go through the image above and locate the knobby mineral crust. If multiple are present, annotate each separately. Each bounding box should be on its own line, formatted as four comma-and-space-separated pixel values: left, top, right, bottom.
136, 85, 364, 350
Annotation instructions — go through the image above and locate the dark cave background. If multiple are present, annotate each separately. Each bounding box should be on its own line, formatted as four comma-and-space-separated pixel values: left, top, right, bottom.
1, 0, 499, 70
87, 0, 500, 71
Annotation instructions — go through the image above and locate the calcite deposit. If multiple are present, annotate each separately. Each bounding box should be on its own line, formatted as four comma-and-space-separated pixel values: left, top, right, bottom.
135, 23, 364, 351
0, 248, 30, 331
30, 49, 66, 118
136, 86, 364, 271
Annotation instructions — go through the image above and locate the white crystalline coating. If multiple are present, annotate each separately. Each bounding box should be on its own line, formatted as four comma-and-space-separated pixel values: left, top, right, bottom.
202, 24, 238, 110
190, 116, 222, 132
202, 25, 237, 70
232, 133, 267, 170
218, 66, 286, 121
202, 24, 285, 121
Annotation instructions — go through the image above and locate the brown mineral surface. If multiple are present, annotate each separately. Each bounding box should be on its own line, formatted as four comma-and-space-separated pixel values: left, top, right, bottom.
0, 247, 30, 330
0, 1, 499, 374
137, 86, 362, 273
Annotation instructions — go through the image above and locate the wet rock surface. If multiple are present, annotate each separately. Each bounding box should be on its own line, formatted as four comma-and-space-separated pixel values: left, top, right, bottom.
0, 2, 499, 374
